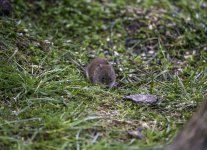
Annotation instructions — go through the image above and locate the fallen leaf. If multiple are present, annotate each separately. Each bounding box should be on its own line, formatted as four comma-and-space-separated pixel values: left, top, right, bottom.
124, 94, 157, 104
128, 128, 144, 139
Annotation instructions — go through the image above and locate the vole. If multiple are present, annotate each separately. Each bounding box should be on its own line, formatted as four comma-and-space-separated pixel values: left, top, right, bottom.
85, 57, 116, 88
66, 54, 116, 87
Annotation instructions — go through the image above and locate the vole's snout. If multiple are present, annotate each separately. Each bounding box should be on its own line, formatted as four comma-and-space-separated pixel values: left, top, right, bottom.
100, 76, 110, 85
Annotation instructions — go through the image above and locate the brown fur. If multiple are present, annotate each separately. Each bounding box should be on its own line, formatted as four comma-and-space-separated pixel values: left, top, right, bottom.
86, 57, 116, 87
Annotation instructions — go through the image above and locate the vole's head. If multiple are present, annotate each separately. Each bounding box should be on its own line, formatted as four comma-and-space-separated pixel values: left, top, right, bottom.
96, 64, 116, 87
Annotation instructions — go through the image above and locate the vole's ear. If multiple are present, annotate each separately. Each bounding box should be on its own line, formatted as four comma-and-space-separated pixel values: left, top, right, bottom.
103, 58, 109, 63
98, 64, 103, 67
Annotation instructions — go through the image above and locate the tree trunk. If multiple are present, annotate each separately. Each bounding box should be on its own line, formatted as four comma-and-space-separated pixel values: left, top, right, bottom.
164, 98, 207, 150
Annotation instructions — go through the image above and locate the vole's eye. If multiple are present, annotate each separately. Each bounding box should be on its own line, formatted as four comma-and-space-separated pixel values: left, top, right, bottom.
101, 77, 107, 83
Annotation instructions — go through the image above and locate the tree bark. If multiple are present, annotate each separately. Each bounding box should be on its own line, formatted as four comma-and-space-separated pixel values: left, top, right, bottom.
164, 98, 207, 150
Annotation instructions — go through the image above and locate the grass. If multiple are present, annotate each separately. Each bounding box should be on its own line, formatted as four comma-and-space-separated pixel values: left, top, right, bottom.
0, 0, 207, 149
